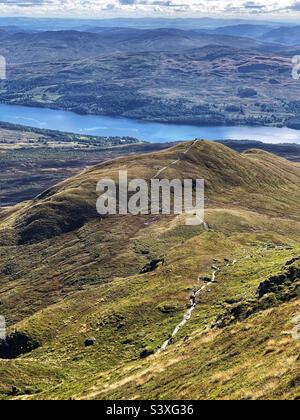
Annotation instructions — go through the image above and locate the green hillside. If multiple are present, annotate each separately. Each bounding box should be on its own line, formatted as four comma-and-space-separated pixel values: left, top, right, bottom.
0, 140, 299, 400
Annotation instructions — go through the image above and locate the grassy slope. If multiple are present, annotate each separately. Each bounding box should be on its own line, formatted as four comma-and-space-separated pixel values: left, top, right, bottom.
0, 141, 299, 400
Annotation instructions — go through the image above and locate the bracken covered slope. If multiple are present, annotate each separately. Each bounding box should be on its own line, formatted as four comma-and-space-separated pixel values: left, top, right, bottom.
0, 140, 299, 400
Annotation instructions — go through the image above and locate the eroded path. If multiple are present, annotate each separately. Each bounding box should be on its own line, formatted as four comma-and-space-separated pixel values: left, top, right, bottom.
158, 266, 220, 352
154, 139, 216, 352
154, 139, 198, 179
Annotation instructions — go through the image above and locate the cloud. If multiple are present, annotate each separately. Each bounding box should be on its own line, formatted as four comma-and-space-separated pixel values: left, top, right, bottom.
119, 0, 136, 4
0, 0, 54, 5
243, 1, 265, 9
0, 0, 63, 6
288, 1, 300, 10
0, 0, 299, 17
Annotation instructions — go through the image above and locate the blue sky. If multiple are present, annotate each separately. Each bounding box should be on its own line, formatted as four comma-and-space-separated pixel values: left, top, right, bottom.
1, 0, 300, 19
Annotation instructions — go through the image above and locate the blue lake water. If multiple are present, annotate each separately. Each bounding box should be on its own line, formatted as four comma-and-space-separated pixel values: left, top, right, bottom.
1, 103, 300, 144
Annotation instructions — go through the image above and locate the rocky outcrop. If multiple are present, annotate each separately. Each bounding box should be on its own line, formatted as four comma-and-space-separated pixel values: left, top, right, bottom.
257, 265, 300, 298
84, 338, 97, 347
0, 332, 40, 359
286, 257, 300, 266
140, 258, 165, 274
214, 261, 300, 329
140, 348, 154, 359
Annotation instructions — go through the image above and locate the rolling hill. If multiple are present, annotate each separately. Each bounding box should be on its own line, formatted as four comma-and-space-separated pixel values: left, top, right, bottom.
210, 24, 273, 39
0, 140, 299, 400
0, 17, 282, 32
262, 26, 300, 46
200, 24, 300, 46
0, 27, 269, 64
1, 27, 299, 127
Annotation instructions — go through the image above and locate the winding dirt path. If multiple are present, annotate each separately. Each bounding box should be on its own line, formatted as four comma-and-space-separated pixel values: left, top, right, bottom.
153, 139, 215, 352
153, 139, 198, 179
152, 139, 217, 352
158, 267, 220, 352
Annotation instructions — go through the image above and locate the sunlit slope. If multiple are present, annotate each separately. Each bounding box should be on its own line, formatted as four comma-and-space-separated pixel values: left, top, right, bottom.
2, 140, 300, 244
0, 140, 299, 400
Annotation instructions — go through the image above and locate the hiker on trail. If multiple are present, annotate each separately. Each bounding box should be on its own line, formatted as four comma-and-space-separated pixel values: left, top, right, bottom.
191, 287, 197, 306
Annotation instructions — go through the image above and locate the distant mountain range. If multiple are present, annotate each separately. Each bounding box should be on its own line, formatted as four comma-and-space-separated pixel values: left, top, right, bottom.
0, 16, 285, 31
204, 24, 300, 46
1, 19, 300, 47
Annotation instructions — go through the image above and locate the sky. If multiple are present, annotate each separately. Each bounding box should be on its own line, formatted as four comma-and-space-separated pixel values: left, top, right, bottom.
0, 0, 300, 20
